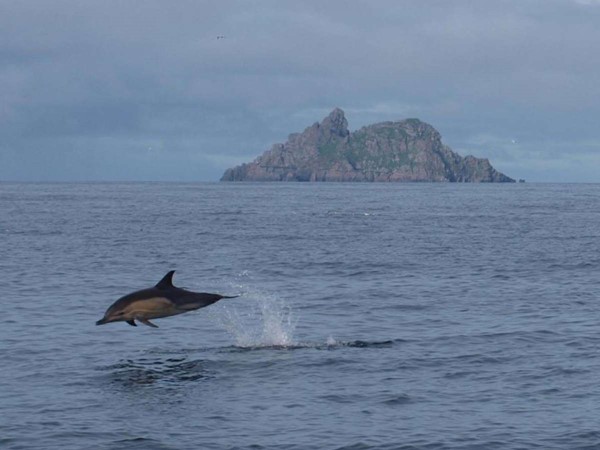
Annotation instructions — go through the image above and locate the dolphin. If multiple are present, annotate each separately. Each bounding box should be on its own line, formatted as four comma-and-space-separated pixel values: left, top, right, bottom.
95, 271, 238, 328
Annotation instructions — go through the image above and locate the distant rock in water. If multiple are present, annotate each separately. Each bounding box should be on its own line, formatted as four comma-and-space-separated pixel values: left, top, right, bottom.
221, 108, 515, 183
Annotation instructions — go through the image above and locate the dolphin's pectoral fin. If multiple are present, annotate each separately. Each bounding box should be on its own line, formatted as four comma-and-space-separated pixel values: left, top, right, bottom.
126, 319, 137, 327
139, 318, 159, 328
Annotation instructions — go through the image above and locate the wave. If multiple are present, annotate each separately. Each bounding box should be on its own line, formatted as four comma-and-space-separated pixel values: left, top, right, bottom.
218, 338, 402, 353
100, 357, 212, 387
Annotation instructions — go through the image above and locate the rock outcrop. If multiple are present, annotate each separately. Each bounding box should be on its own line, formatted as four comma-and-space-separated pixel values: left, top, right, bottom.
221, 108, 514, 182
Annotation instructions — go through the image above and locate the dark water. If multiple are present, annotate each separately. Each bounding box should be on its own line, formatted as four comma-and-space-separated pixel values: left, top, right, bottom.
1, 182, 600, 450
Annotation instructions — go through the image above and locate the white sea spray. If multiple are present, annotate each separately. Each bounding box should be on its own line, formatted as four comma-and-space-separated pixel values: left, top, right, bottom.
212, 284, 296, 348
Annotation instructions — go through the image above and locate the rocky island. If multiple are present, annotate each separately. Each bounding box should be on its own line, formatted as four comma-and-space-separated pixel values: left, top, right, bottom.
221, 108, 514, 182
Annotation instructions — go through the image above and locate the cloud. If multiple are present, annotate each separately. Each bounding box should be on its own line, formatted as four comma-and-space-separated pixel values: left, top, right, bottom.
573, 0, 600, 5
1, 0, 600, 180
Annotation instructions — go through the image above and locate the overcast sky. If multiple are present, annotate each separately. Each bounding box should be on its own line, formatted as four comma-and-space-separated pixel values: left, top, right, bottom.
1, 0, 599, 181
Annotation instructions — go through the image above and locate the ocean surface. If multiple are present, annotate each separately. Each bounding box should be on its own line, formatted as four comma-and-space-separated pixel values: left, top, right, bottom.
1, 182, 600, 450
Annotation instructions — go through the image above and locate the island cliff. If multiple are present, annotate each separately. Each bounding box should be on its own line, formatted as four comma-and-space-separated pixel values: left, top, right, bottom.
221, 108, 514, 182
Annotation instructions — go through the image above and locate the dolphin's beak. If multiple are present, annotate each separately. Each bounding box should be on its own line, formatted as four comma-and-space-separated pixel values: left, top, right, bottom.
96, 318, 108, 326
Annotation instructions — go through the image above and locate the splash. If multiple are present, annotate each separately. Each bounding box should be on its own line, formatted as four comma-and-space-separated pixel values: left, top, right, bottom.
213, 289, 296, 348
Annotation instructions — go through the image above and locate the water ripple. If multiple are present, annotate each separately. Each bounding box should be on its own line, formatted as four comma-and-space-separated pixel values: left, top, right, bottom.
3, 183, 600, 450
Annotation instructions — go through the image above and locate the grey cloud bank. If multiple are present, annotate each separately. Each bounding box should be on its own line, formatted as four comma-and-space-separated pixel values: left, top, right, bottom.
1, 0, 599, 181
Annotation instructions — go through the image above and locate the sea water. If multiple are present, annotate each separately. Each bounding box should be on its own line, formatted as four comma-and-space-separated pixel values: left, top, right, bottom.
1, 182, 600, 449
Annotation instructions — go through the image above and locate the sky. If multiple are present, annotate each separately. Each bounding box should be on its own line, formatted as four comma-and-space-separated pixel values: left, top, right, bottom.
1, 0, 600, 182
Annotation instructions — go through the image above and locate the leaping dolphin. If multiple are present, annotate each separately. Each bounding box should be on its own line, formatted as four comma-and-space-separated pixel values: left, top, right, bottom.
95, 271, 238, 328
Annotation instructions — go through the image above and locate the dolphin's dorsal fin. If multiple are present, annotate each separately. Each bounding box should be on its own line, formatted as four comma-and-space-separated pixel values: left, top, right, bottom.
156, 270, 175, 289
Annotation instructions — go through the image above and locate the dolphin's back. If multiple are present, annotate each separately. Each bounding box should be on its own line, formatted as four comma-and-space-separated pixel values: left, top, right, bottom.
154, 271, 227, 310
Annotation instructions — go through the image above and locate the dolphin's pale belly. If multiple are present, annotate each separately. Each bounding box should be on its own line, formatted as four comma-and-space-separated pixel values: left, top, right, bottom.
124, 297, 183, 320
